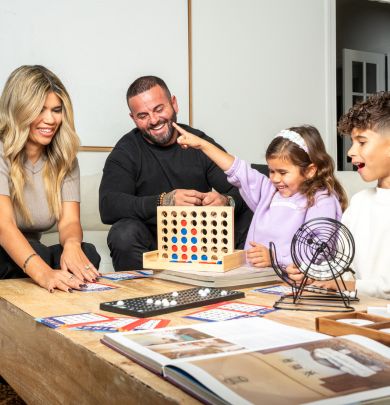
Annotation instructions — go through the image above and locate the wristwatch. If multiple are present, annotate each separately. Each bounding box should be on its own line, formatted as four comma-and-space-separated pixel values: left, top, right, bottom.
225, 195, 235, 207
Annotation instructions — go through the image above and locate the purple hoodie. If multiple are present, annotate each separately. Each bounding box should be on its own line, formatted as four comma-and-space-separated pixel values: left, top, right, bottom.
225, 157, 342, 267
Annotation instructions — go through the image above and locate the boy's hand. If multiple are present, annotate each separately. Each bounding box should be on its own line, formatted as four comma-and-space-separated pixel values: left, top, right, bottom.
246, 242, 271, 268
312, 279, 356, 292
174, 122, 204, 150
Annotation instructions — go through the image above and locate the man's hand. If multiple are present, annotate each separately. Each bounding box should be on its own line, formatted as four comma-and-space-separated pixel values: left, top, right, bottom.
246, 242, 271, 268
202, 191, 228, 206
169, 189, 205, 206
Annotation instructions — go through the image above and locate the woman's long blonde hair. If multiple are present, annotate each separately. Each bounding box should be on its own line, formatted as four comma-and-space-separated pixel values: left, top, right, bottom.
0, 65, 80, 223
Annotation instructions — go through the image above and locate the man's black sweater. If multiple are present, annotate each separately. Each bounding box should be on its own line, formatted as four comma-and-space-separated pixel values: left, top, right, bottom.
99, 124, 252, 246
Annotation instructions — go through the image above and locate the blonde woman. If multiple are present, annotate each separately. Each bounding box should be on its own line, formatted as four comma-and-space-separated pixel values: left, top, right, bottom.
0, 65, 100, 292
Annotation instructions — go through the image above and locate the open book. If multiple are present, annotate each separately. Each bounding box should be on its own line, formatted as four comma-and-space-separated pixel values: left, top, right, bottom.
102, 318, 390, 405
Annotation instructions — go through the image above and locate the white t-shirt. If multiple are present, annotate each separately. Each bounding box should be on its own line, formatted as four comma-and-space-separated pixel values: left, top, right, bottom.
343, 187, 390, 299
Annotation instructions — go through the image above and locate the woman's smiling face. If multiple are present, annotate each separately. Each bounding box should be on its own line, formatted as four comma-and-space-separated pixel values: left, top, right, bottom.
28, 91, 63, 149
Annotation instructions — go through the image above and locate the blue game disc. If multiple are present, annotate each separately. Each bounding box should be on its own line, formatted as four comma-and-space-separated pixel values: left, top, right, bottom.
172, 253, 178, 260
181, 237, 188, 244
191, 237, 197, 244
172, 236, 178, 243
201, 254, 208, 260
181, 228, 187, 235
191, 254, 198, 260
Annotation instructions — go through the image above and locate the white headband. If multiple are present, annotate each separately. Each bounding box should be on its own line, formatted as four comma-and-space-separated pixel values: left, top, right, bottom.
275, 129, 308, 153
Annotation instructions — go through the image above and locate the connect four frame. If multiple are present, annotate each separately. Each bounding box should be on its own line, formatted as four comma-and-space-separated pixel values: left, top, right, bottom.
143, 207, 245, 272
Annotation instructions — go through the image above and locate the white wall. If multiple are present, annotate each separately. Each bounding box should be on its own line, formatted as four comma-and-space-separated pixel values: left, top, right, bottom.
191, 0, 334, 165
70, 0, 376, 201
1, 0, 374, 199
0, 0, 189, 148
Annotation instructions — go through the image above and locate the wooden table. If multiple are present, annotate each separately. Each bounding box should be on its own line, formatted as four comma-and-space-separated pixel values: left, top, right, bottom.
0, 277, 386, 405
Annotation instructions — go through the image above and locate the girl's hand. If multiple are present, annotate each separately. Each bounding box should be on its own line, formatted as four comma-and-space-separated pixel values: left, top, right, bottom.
285, 263, 314, 285
285, 263, 304, 282
246, 242, 271, 268
173, 123, 205, 149
60, 240, 100, 282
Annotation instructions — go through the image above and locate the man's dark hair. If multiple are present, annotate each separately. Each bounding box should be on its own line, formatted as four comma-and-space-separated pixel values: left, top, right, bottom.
126, 76, 171, 104
338, 91, 390, 135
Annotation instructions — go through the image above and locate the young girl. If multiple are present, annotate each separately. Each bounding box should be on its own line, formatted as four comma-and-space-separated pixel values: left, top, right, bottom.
173, 122, 347, 269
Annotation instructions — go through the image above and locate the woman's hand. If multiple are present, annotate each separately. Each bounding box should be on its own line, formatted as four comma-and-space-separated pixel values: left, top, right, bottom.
57, 202, 100, 283
60, 240, 100, 282
246, 242, 271, 268
34, 266, 87, 293
174, 123, 205, 150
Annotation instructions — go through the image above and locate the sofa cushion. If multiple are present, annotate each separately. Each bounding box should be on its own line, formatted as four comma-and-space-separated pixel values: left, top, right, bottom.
80, 174, 110, 231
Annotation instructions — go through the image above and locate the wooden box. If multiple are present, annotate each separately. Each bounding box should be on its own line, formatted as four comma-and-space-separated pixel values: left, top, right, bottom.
316, 311, 390, 346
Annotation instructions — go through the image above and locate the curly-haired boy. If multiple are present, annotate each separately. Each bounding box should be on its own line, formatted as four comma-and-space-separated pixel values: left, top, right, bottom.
337, 91, 390, 299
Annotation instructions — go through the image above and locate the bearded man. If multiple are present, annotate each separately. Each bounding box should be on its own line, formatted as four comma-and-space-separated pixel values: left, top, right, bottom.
99, 76, 252, 270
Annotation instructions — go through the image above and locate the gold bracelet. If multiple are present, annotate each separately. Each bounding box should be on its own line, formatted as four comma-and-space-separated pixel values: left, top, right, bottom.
23, 253, 37, 273
158, 192, 167, 206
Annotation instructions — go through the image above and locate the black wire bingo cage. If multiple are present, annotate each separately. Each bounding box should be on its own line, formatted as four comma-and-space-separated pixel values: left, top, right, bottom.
270, 217, 359, 312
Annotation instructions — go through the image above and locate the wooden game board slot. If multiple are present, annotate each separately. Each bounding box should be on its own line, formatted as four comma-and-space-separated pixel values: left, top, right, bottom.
143, 250, 246, 273
316, 311, 390, 346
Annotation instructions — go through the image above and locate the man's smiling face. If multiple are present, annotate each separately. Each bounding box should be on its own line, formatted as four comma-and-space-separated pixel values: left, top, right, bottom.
128, 85, 178, 146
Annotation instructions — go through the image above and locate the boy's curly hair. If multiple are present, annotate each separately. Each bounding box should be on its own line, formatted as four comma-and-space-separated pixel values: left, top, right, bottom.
338, 91, 390, 135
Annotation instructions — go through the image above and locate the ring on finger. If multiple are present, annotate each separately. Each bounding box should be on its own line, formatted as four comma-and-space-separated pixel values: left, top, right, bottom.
84, 264, 91, 270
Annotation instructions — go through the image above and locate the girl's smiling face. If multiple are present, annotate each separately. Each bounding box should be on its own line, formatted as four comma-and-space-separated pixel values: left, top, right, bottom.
267, 157, 308, 197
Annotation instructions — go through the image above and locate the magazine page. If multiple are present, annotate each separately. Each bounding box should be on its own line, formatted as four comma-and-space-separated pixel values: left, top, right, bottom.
102, 317, 327, 373
166, 335, 390, 405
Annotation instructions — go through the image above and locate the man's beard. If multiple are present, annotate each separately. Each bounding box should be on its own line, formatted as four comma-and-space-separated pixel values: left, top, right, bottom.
141, 111, 177, 146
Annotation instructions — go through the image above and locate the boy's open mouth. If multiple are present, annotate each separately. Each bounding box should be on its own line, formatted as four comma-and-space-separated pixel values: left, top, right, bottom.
354, 162, 365, 169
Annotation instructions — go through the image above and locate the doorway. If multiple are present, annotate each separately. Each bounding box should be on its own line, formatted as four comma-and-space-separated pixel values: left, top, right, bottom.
336, 0, 390, 170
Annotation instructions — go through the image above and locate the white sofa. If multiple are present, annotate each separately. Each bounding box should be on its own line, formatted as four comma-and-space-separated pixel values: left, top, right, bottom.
41, 174, 112, 273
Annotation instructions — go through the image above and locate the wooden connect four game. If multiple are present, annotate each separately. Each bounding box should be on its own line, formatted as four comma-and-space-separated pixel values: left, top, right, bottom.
143, 207, 245, 272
